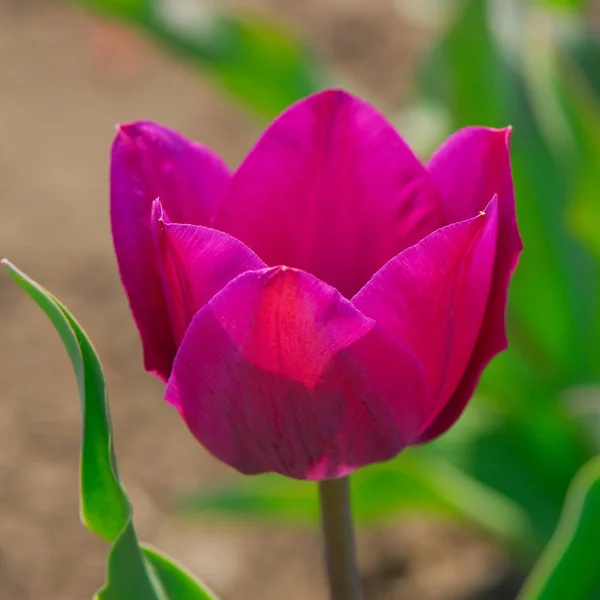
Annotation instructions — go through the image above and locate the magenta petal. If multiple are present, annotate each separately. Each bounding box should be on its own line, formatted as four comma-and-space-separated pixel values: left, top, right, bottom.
111, 122, 231, 379
428, 127, 514, 224
166, 267, 430, 480
215, 90, 445, 298
151, 200, 266, 346
353, 199, 499, 434
420, 127, 523, 441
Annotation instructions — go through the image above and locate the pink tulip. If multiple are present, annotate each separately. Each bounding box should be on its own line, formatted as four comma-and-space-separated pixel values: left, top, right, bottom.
111, 90, 521, 480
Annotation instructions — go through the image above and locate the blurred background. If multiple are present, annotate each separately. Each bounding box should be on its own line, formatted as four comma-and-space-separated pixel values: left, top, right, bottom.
2, 0, 600, 599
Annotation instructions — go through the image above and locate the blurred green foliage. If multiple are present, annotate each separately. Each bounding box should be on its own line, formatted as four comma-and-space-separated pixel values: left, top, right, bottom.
518, 457, 600, 599
414, 0, 600, 552
181, 447, 532, 553
72, 0, 322, 118
535, 0, 587, 10
419, 0, 600, 553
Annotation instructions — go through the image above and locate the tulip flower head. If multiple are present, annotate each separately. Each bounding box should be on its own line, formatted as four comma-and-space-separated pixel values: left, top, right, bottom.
111, 90, 521, 480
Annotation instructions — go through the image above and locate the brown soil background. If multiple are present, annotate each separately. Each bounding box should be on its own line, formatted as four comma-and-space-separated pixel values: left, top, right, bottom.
0, 1, 522, 599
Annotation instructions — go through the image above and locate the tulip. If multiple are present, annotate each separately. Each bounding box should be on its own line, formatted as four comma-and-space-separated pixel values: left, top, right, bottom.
111, 90, 521, 482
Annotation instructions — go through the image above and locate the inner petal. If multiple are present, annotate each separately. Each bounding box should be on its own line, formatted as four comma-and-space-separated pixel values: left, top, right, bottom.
214, 90, 445, 298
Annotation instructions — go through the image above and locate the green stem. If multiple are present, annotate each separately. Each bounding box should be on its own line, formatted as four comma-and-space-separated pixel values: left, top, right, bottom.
318, 477, 363, 600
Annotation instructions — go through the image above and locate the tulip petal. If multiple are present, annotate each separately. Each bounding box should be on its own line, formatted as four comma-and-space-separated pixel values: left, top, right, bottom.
428, 127, 514, 224
215, 90, 444, 298
151, 200, 266, 347
421, 127, 522, 441
111, 122, 231, 380
166, 267, 430, 480
353, 199, 499, 434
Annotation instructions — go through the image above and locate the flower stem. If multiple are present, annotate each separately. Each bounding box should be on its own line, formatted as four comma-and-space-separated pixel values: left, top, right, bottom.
318, 476, 363, 600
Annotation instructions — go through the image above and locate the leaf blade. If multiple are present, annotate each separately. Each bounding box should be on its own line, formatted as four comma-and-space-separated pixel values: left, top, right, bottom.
2, 260, 218, 599
2, 260, 128, 540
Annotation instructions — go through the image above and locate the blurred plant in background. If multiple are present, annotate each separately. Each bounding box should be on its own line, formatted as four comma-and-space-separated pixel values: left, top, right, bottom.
50, 0, 600, 592
74, 0, 323, 117
408, 0, 600, 554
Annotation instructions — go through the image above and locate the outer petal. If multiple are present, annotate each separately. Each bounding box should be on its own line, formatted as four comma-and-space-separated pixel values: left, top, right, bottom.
151, 200, 266, 347
353, 199, 498, 434
214, 90, 445, 298
428, 127, 514, 225
166, 267, 431, 480
421, 127, 522, 441
111, 121, 231, 379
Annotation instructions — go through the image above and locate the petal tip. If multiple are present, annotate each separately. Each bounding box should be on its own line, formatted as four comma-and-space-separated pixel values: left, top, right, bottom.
315, 87, 355, 101
264, 265, 305, 287
498, 125, 512, 143
461, 125, 512, 141
114, 121, 163, 147
488, 125, 512, 145
150, 198, 165, 225
291, 88, 363, 116
483, 193, 499, 213
115, 121, 144, 141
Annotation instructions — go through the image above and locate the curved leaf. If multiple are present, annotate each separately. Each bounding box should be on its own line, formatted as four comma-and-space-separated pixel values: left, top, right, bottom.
143, 546, 219, 599
2, 260, 216, 600
98, 524, 167, 600
2, 260, 128, 540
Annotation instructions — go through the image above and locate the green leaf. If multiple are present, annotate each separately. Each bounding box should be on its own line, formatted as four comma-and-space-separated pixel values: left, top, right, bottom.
180, 449, 531, 553
72, 0, 145, 20
431, 395, 591, 550
2, 260, 128, 540
517, 456, 600, 600
418, 0, 508, 127
533, 0, 587, 11
553, 38, 600, 374
554, 26, 600, 256
149, 12, 322, 119
560, 24, 600, 102
142, 547, 218, 599
181, 474, 317, 523
98, 524, 167, 600
356, 450, 533, 553
70, 0, 322, 118
2, 260, 216, 600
